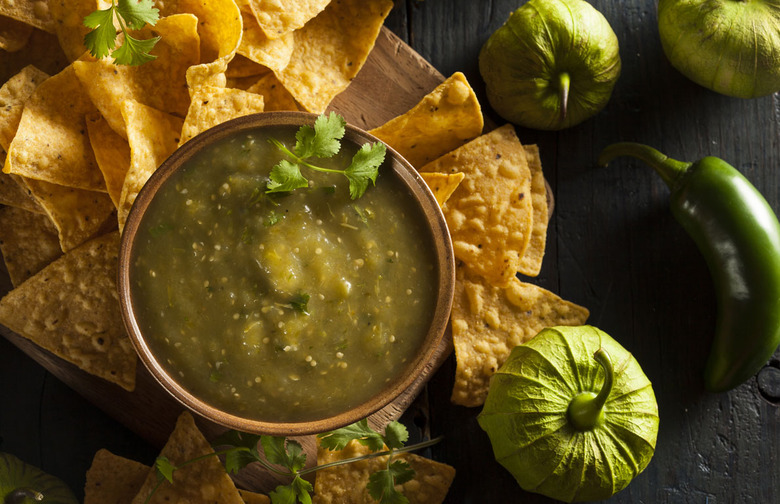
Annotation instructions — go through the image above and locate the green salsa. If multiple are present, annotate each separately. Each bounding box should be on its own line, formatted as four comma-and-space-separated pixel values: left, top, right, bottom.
131, 125, 438, 423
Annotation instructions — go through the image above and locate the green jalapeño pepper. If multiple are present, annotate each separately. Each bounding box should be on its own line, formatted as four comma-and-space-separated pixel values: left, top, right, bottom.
598, 142, 780, 392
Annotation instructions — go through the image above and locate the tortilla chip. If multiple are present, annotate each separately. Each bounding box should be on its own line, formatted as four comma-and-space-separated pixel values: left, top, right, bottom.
4, 64, 105, 191
0, 231, 137, 390
84, 449, 150, 504
419, 125, 533, 288
314, 439, 455, 504
239, 490, 271, 504
248, 0, 330, 39
0, 206, 62, 286
0, 14, 33, 52
156, 0, 243, 63
186, 58, 228, 92
0, 170, 43, 213
245, 72, 299, 111
130, 411, 244, 504
275, 0, 393, 114
86, 115, 131, 209
369, 72, 483, 168
179, 86, 265, 146
420, 172, 464, 207
0, 64, 50, 151
118, 100, 184, 230
517, 144, 549, 277
48, 0, 96, 62
450, 267, 590, 407
0, 29, 67, 84
73, 14, 201, 138
21, 177, 117, 252
237, 9, 295, 73
0, 0, 56, 33
226, 53, 269, 78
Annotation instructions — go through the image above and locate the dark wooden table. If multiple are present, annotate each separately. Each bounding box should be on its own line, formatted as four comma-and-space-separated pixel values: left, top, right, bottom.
2, 1, 779, 502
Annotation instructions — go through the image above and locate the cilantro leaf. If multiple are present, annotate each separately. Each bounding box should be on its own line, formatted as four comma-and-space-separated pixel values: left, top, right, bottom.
154, 456, 175, 483
211, 430, 263, 475
267, 159, 309, 194
261, 436, 307, 473
83, 8, 117, 59
112, 33, 160, 66
367, 460, 415, 504
270, 476, 313, 504
383, 421, 409, 450
290, 292, 310, 315
116, 0, 159, 29
345, 142, 385, 199
318, 418, 385, 452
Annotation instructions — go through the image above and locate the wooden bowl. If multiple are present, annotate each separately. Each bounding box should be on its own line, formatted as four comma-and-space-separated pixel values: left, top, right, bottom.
117, 111, 455, 436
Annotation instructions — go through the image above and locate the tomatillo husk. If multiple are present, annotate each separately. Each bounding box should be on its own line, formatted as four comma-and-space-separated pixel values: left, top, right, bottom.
658, 0, 780, 98
479, 0, 621, 130
478, 325, 659, 503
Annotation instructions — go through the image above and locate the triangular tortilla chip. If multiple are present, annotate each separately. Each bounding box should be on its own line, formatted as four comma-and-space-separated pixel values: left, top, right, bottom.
118, 100, 184, 231
239, 490, 271, 504
0, 156, 43, 213
84, 449, 150, 504
275, 0, 393, 113
245, 72, 299, 111
73, 14, 201, 139
179, 85, 265, 146
130, 411, 245, 504
369, 72, 483, 168
517, 144, 549, 277
450, 267, 589, 407
0, 231, 137, 391
314, 439, 455, 504
86, 115, 131, 208
156, 0, 243, 63
248, 0, 331, 39
0, 0, 56, 33
419, 125, 534, 288
0, 64, 49, 151
0, 205, 63, 286
21, 176, 117, 252
47, 0, 95, 62
420, 172, 464, 207
4, 64, 106, 191
237, 10, 295, 73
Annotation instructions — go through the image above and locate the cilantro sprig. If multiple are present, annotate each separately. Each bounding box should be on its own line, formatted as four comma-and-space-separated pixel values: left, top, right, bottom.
142, 419, 442, 504
83, 0, 161, 66
266, 113, 386, 200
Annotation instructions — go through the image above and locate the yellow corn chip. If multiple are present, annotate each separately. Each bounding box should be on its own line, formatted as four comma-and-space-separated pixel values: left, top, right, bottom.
369, 72, 483, 168
226, 53, 270, 78
0, 231, 137, 391
73, 14, 201, 138
186, 58, 228, 92
275, 0, 393, 113
4, 64, 105, 191
0, 170, 43, 213
0, 206, 62, 286
118, 100, 184, 231
179, 86, 265, 145
245, 72, 299, 111
0, 14, 33, 52
314, 439, 455, 504
517, 144, 549, 277
0, 0, 56, 33
84, 449, 150, 504
248, 0, 331, 39
48, 0, 97, 62
20, 177, 117, 252
130, 411, 245, 504
450, 267, 590, 407
420, 172, 464, 207
239, 490, 271, 504
237, 9, 295, 73
420, 124, 534, 288
86, 115, 131, 208
156, 0, 243, 63
0, 64, 49, 151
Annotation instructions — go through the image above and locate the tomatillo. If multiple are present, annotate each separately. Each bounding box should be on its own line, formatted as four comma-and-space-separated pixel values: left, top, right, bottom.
479, 0, 621, 130
0, 452, 78, 504
478, 325, 659, 503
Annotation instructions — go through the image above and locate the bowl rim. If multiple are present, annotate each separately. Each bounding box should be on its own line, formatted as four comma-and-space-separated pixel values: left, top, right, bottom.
117, 110, 455, 436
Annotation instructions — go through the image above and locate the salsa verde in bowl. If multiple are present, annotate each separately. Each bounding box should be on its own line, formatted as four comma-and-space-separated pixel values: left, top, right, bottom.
118, 111, 455, 436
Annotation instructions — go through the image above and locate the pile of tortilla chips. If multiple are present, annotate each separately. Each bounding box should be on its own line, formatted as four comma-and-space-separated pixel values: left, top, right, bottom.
0, 0, 397, 392
85, 410, 455, 504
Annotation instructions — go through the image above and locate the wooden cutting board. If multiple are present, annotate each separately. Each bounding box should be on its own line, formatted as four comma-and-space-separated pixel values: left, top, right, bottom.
0, 27, 454, 492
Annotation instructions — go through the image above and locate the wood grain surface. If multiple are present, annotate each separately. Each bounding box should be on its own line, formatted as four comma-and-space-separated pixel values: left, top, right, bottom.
1, 1, 779, 503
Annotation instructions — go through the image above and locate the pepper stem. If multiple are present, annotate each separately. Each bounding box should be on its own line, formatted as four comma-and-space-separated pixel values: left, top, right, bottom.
5, 488, 44, 503
558, 72, 570, 123
597, 142, 692, 189
567, 348, 614, 431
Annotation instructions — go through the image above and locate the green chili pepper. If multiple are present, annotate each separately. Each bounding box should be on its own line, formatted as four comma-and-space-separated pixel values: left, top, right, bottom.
598, 142, 780, 392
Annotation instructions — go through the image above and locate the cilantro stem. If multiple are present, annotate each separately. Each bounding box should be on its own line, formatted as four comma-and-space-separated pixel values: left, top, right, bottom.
297, 435, 444, 476
269, 139, 348, 175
